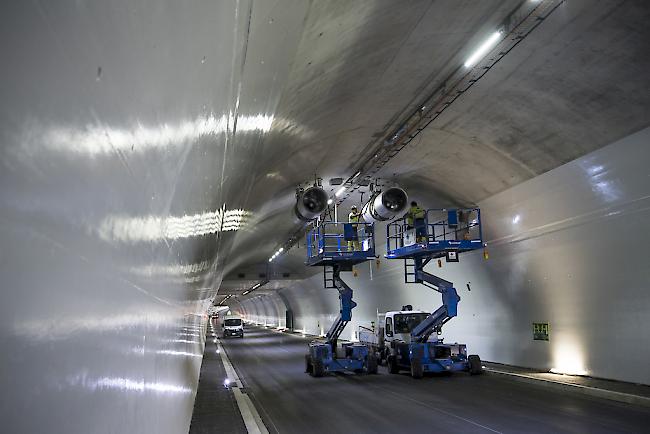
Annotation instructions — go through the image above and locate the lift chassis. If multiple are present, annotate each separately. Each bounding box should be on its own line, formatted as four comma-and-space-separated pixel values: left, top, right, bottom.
305, 263, 378, 377
384, 257, 482, 378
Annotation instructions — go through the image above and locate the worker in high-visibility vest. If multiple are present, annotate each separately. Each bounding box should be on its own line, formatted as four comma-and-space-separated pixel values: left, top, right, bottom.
406, 201, 426, 242
348, 205, 361, 251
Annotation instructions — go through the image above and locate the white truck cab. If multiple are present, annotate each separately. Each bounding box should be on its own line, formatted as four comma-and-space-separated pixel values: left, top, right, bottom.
222, 315, 244, 338
359, 307, 431, 362
381, 309, 430, 345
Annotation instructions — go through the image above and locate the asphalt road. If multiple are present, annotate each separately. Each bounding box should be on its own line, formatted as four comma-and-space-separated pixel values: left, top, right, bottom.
220, 325, 649, 434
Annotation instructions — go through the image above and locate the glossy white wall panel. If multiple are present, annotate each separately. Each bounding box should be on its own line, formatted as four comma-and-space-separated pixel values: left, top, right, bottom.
239, 127, 650, 384
0, 1, 257, 433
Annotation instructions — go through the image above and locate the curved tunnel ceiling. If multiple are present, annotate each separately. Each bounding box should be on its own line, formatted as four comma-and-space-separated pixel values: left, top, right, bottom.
220, 0, 650, 294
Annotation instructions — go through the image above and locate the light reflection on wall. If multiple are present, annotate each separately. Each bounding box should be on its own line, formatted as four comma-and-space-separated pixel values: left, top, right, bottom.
14, 312, 176, 340
22, 114, 274, 157
155, 350, 202, 358
97, 208, 251, 242
551, 335, 588, 376
170, 339, 197, 344
128, 260, 212, 277
581, 161, 621, 203
177, 332, 200, 338
66, 374, 192, 395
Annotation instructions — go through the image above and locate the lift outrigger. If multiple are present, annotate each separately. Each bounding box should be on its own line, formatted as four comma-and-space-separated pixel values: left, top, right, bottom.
304, 221, 378, 377
383, 208, 485, 378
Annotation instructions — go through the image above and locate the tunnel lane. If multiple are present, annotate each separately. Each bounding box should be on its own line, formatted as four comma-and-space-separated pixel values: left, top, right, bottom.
220, 325, 649, 434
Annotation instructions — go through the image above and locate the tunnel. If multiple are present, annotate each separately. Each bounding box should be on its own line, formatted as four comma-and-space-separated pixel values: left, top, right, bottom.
1, 1, 649, 433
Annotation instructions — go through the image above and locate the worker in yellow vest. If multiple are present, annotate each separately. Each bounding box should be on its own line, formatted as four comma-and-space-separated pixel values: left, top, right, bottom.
348, 205, 361, 251
406, 201, 426, 242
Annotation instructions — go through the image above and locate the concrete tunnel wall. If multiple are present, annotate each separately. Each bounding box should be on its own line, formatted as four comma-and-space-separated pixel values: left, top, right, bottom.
237, 127, 650, 385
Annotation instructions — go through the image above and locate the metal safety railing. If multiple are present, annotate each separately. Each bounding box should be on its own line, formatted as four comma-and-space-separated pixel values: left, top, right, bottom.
386, 208, 482, 252
307, 221, 375, 260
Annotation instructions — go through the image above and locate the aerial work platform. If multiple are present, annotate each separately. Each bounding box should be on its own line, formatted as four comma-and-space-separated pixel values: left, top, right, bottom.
382, 208, 485, 377
306, 221, 376, 266
386, 208, 483, 260
304, 221, 377, 376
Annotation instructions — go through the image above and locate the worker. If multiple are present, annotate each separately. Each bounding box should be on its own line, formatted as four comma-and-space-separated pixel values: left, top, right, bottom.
406, 201, 426, 243
348, 205, 361, 251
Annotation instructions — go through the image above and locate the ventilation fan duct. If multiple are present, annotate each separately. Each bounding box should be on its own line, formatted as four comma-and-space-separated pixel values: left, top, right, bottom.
362, 187, 408, 222
295, 186, 328, 221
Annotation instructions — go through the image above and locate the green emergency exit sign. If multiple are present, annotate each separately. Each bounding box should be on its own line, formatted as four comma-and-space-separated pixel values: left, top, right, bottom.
533, 322, 549, 341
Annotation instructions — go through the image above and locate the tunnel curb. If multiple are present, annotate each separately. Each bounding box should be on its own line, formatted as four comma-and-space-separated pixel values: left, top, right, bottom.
486, 368, 650, 408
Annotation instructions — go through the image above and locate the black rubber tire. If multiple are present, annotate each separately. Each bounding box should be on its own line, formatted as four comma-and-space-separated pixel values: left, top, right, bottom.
388, 355, 399, 374
305, 355, 313, 374
411, 358, 424, 379
468, 354, 483, 375
312, 358, 325, 377
381, 348, 389, 366
366, 355, 378, 374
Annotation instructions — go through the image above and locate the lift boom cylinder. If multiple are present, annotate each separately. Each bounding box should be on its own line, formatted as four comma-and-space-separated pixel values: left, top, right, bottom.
325, 265, 357, 345
410, 257, 460, 343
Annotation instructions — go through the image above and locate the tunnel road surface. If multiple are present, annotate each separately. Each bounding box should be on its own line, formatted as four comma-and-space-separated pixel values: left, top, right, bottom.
220, 326, 648, 434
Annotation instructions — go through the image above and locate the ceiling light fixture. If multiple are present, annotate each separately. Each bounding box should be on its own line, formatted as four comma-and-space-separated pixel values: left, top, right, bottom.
242, 280, 269, 297
464, 30, 503, 68
218, 294, 233, 306
335, 186, 347, 197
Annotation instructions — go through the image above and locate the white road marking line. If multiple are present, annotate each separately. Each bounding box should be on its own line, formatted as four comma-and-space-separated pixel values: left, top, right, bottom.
215, 335, 269, 434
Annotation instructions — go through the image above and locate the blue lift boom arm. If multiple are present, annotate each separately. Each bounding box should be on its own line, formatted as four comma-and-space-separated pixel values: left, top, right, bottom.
325, 264, 356, 348
410, 257, 460, 343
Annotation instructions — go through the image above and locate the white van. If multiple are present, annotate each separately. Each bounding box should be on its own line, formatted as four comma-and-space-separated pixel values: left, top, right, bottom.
222, 315, 244, 338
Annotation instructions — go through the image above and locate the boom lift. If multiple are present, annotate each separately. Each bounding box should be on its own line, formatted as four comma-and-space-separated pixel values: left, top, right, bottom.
303, 221, 378, 377
383, 208, 484, 378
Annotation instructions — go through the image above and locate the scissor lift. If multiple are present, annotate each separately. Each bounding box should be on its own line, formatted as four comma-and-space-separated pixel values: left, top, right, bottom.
384, 208, 485, 378
304, 222, 378, 377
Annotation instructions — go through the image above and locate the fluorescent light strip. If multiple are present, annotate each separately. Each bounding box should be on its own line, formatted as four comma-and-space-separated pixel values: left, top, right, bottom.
464, 31, 503, 68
